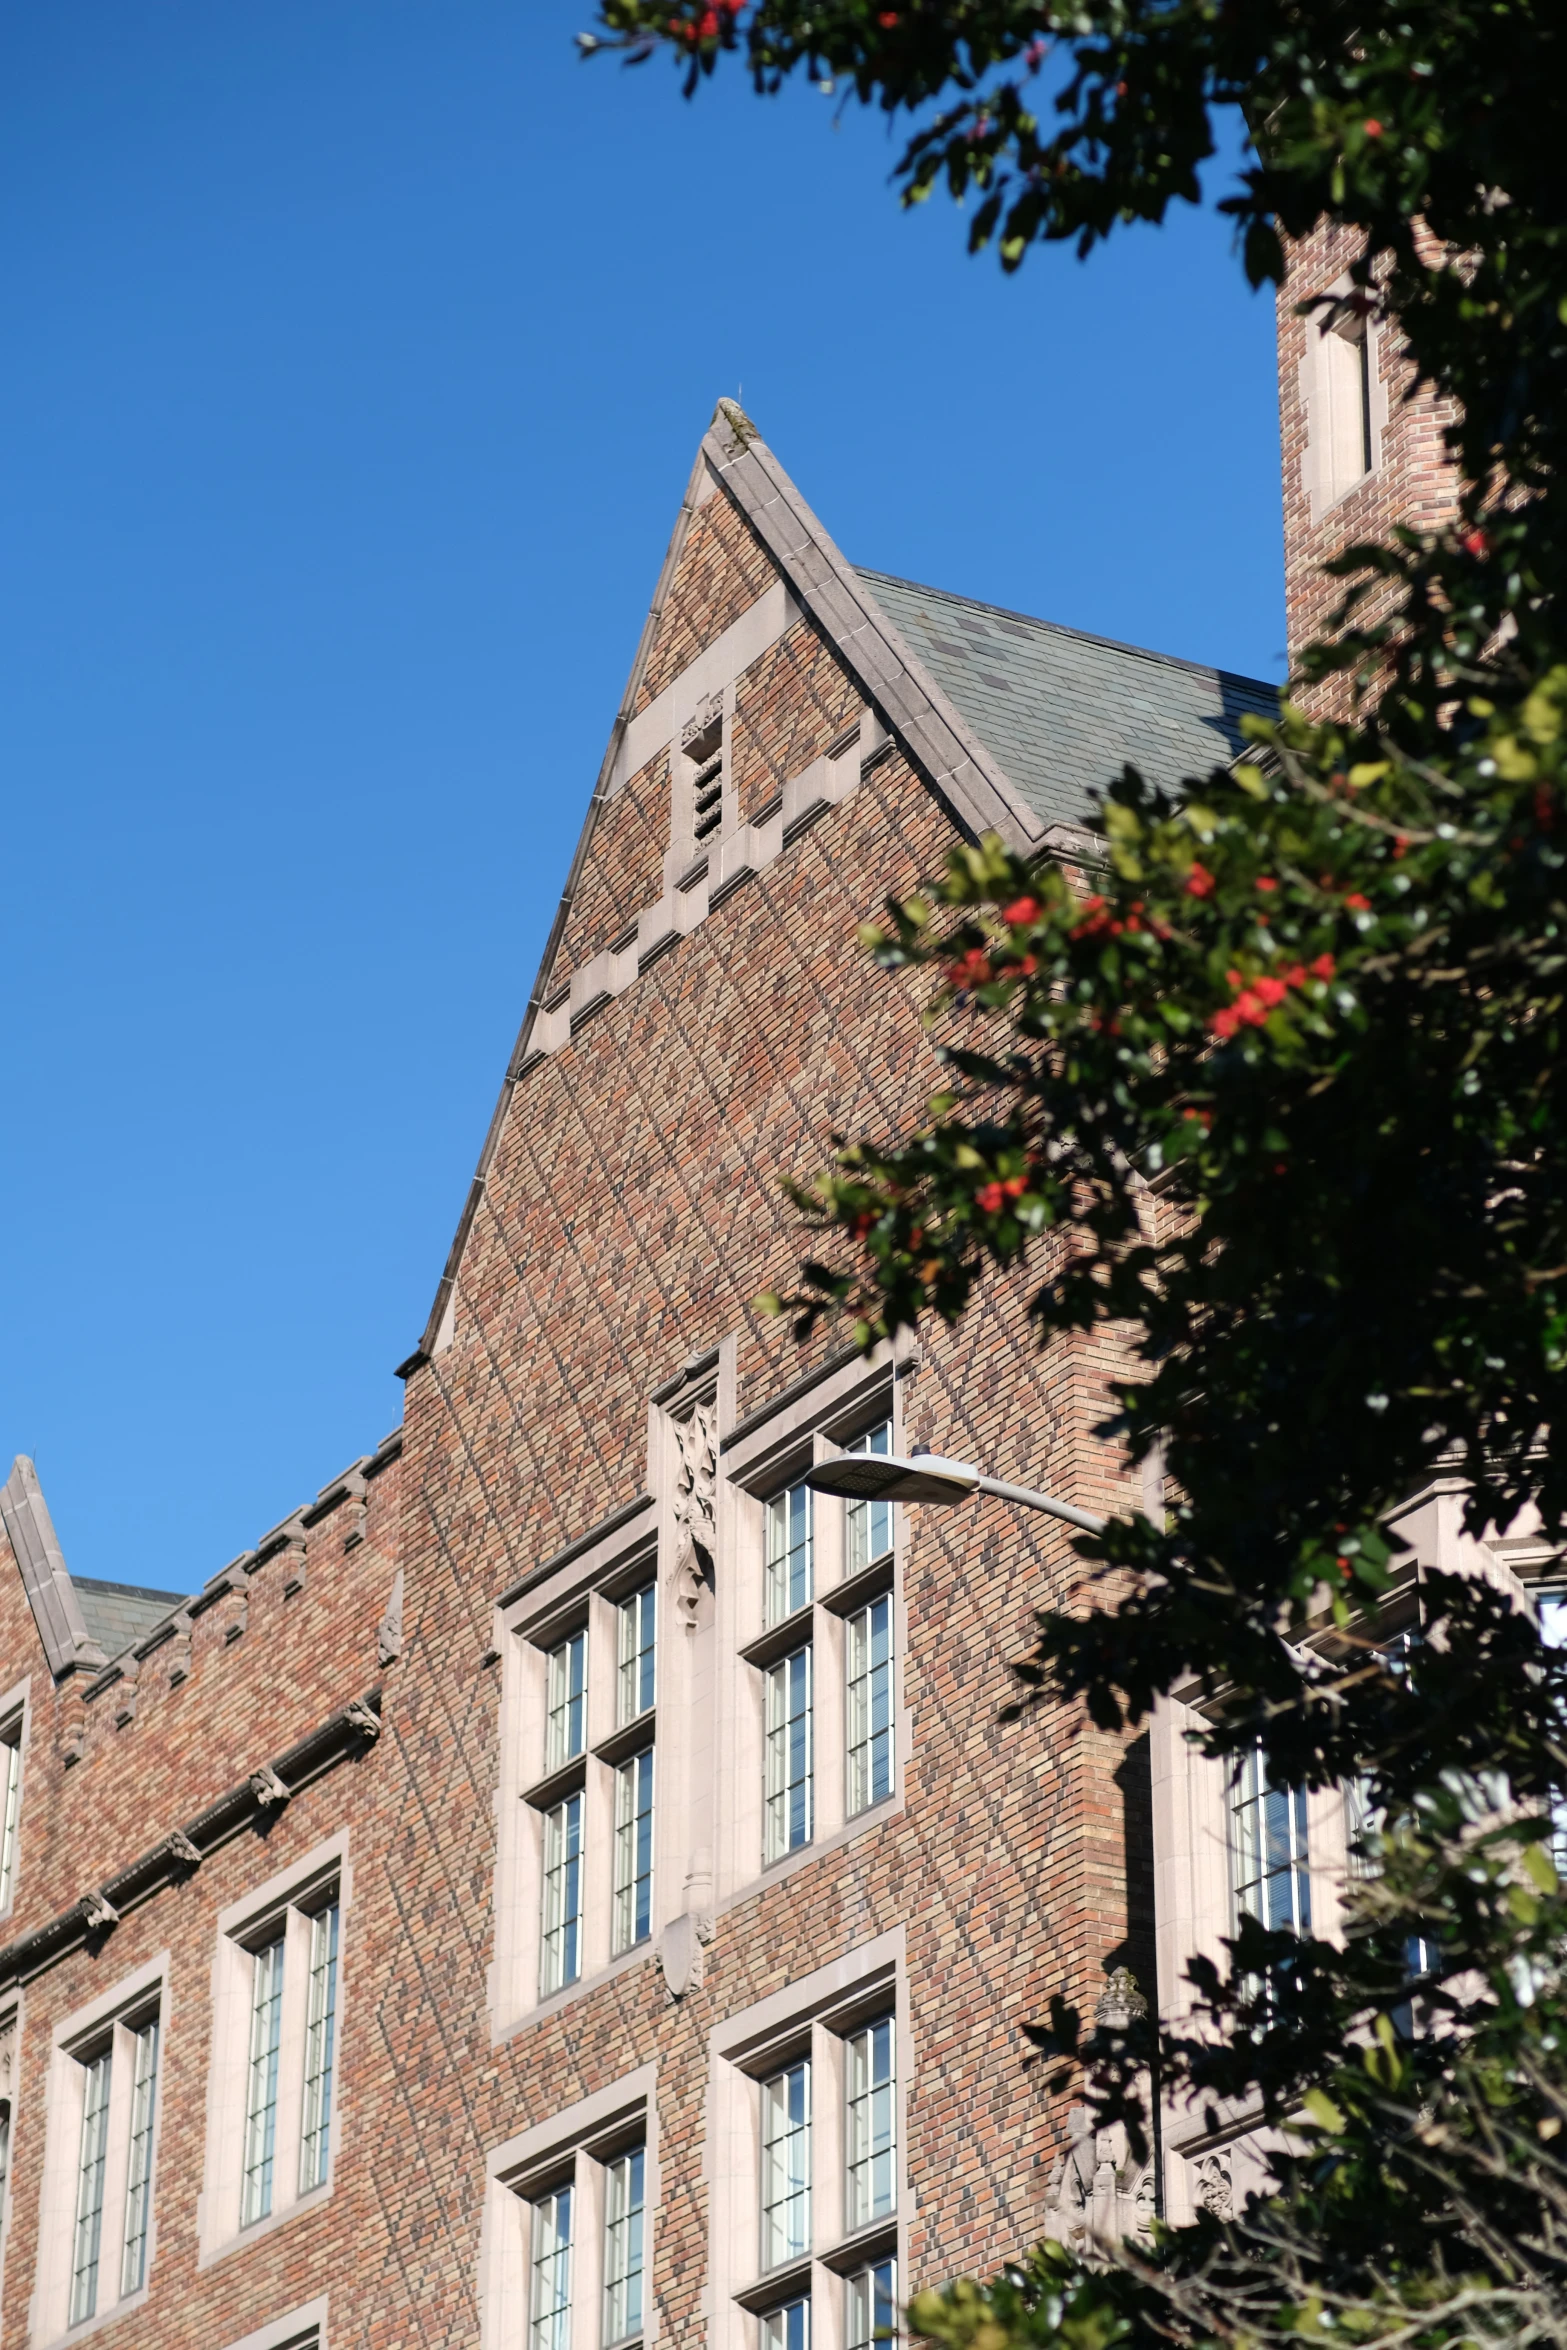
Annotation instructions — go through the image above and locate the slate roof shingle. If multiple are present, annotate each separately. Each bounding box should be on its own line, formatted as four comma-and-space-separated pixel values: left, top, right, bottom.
73, 1577, 186, 1659
857, 567, 1280, 834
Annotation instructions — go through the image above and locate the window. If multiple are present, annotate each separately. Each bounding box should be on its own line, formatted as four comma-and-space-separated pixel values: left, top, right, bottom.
845, 2017, 896, 2231
242, 1936, 285, 2225
846, 1598, 893, 1818
844, 1422, 893, 1578
542, 1796, 585, 1994
766, 1481, 813, 1626
299, 1900, 340, 2195
613, 1751, 654, 1954
121, 2016, 160, 2298
618, 1586, 656, 1726
764, 1649, 813, 1863
69, 2048, 112, 2324
40, 1978, 165, 2337
707, 1940, 906, 2350
532, 2182, 573, 2350
548, 1633, 588, 1773
1231, 1745, 1311, 1935
603, 2147, 645, 2345
0, 1726, 20, 1913
761, 2059, 811, 2269
847, 2259, 897, 2350
201, 1847, 348, 2261
763, 2300, 810, 2350
1301, 288, 1383, 521
480, 2067, 655, 2350
496, 1515, 664, 2026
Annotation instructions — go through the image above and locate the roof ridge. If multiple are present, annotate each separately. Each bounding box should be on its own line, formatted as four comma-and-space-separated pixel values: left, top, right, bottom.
852, 564, 1278, 695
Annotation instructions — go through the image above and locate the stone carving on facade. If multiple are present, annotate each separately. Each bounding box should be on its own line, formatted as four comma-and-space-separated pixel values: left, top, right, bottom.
1191, 2152, 1234, 2221
249, 1764, 291, 1812
0, 2016, 14, 2103
79, 1888, 119, 1933
1043, 1974, 1155, 2259
377, 1568, 405, 1666
670, 1398, 718, 1628
1044, 2108, 1155, 2260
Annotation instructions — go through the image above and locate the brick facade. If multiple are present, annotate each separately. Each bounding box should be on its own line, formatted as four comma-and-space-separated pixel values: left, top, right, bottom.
0, 405, 1251, 2350
1277, 220, 1458, 709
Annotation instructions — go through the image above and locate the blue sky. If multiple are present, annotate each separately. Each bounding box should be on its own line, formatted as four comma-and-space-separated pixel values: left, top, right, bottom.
0, 1, 1283, 1595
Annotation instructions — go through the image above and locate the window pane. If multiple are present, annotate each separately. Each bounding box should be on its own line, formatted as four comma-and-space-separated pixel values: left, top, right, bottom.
120, 2016, 160, 2298
847, 2260, 897, 2350
1231, 1745, 1311, 1935
845, 1420, 893, 1577
765, 1482, 813, 1626
299, 1900, 341, 2194
603, 2146, 645, 2344
532, 2183, 573, 2350
613, 1750, 655, 1953
69, 2047, 112, 2324
0, 1735, 20, 1911
241, 1936, 285, 2225
764, 1647, 813, 1863
845, 2017, 896, 2230
542, 1795, 584, 1994
618, 1584, 657, 1726
846, 1596, 893, 1817
761, 2058, 811, 2268
762, 2299, 811, 2350
546, 1632, 588, 1772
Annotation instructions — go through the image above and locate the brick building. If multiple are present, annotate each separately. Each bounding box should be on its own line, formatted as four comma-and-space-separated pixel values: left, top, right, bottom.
0, 234, 1450, 2350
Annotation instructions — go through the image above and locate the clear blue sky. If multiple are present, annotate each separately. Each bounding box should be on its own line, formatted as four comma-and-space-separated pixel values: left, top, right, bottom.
1, 0, 1283, 1596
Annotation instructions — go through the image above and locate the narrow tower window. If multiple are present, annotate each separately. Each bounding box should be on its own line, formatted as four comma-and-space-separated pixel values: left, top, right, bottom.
241, 1936, 285, 2225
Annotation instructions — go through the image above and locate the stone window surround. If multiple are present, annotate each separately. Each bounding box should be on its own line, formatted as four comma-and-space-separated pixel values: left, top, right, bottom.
197, 1832, 349, 2270
0, 1677, 29, 1928
219, 2296, 329, 2350
705, 1932, 909, 2350
478, 2063, 659, 2350
31, 1950, 167, 2348
0, 1993, 20, 2326
712, 1343, 913, 1914
491, 1504, 662, 2042
1297, 272, 1391, 527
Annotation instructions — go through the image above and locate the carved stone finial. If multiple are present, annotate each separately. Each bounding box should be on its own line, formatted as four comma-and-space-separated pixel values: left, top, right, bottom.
1095, 1968, 1148, 2031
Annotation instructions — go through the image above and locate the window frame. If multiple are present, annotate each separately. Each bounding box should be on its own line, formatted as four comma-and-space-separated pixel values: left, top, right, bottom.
718, 1356, 908, 1907
35, 1953, 168, 2342
480, 2067, 658, 2350
0, 1678, 31, 1924
492, 1510, 664, 2036
706, 1934, 909, 2350
197, 1837, 349, 2269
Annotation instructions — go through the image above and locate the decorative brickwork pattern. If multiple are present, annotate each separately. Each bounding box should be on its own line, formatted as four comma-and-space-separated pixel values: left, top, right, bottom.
734, 620, 862, 824
636, 492, 776, 714
552, 747, 672, 987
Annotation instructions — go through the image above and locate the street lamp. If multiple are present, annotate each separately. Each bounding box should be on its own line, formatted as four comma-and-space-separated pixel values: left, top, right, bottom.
805, 1448, 1106, 1536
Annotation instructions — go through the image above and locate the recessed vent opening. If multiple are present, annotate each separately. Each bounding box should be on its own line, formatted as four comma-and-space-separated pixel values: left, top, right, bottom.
683, 700, 726, 852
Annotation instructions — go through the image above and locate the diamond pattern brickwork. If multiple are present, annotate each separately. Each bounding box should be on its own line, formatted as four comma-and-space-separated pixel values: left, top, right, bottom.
734, 618, 861, 824
636, 491, 775, 714
379, 734, 1149, 2347
552, 745, 671, 986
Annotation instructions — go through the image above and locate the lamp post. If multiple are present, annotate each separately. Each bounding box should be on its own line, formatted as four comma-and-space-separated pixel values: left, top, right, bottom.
805, 1447, 1106, 1536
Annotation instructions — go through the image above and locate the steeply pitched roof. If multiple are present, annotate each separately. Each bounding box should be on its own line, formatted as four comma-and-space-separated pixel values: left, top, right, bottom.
402, 402, 1279, 1369
858, 569, 1279, 835
73, 1579, 186, 1659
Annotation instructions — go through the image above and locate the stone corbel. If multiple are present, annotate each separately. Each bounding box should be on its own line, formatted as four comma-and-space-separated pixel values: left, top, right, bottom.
278, 1529, 309, 1597
161, 1829, 202, 1870
344, 1698, 381, 1743
164, 1611, 194, 1689
113, 1658, 139, 1730
79, 1889, 119, 1934
249, 1765, 291, 1812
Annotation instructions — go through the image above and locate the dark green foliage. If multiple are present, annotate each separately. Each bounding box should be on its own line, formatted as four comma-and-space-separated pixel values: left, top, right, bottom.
585, 2, 1567, 2345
